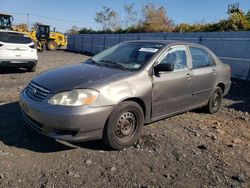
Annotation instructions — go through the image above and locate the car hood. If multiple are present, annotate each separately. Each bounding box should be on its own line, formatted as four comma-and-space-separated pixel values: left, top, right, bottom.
32, 63, 133, 93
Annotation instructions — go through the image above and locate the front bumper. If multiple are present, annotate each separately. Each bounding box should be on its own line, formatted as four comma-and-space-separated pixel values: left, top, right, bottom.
0, 59, 37, 68
19, 89, 113, 142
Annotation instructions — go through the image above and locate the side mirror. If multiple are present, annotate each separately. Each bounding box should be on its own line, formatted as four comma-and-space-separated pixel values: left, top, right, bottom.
154, 63, 174, 74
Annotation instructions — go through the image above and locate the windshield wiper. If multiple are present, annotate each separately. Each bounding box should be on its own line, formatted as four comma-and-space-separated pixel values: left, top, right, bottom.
85, 59, 102, 67
100, 60, 126, 71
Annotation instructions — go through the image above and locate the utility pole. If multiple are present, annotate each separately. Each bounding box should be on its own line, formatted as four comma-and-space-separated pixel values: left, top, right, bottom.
27, 13, 29, 30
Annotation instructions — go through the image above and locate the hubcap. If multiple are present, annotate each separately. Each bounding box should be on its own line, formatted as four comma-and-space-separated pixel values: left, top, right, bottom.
115, 112, 137, 139
212, 91, 220, 109
50, 44, 55, 49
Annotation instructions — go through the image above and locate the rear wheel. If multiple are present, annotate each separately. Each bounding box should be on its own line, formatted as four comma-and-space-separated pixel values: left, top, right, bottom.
205, 86, 222, 114
47, 40, 58, 51
103, 101, 144, 150
27, 64, 37, 72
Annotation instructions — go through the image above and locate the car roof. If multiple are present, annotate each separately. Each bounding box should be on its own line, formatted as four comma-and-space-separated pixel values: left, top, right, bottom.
123, 40, 203, 48
0, 29, 24, 35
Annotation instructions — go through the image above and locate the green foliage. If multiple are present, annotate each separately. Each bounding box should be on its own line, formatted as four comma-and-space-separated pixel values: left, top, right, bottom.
246, 11, 250, 22
13, 23, 28, 32
228, 11, 250, 30
174, 10, 250, 32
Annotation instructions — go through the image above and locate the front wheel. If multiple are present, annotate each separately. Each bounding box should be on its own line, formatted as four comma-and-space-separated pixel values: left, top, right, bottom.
205, 86, 223, 114
103, 101, 144, 150
47, 40, 58, 51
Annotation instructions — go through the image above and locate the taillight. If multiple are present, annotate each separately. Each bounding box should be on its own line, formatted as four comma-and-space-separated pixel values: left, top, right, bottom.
29, 44, 36, 49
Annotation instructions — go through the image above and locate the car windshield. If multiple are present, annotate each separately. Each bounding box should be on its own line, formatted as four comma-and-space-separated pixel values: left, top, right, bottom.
86, 42, 164, 71
0, 32, 32, 44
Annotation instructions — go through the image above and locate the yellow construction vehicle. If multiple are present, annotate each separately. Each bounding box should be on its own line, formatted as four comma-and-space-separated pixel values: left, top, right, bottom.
0, 13, 67, 51
15, 24, 67, 51
19, 24, 67, 51
0, 13, 13, 29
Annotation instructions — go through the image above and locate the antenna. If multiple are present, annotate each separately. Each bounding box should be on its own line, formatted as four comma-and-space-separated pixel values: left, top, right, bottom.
228, 3, 240, 14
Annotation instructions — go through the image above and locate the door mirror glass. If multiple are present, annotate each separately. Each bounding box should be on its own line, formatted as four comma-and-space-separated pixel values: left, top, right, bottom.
154, 63, 174, 74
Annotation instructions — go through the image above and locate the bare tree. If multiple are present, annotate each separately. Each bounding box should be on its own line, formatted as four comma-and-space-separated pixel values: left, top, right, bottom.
68, 25, 81, 34
94, 6, 120, 31
123, 3, 137, 29
140, 3, 173, 32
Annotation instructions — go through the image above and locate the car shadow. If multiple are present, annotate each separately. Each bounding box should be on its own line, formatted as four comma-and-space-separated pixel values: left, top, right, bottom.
0, 101, 73, 153
192, 79, 250, 114
0, 67, 27, 74
0, 101, 112, 152
72, 141, 112, 151
224, 79, 250, 113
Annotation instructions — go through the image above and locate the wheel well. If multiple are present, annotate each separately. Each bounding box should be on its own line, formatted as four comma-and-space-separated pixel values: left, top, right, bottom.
123, 98, 146, 117
217, 83, 225, 94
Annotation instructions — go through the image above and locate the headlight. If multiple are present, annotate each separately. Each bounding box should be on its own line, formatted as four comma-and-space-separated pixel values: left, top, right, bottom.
48, 89, 99, 106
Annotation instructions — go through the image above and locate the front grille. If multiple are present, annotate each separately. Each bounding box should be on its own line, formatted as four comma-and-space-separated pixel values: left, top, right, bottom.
26, 82, 50, 102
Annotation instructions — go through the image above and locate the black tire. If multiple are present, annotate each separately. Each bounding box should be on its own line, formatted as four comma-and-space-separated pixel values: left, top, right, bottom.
27, 64, 37, 72
205, 86, 223, 114
103, 101, 144, 150
47, 40, 58, 51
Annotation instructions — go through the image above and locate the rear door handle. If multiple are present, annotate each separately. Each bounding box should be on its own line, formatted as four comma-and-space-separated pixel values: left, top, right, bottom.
185, 73, 192, 79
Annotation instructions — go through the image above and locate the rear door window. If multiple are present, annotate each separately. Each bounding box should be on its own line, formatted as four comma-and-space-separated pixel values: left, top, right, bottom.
0, 32, 32, 44
189, 47, 215, 69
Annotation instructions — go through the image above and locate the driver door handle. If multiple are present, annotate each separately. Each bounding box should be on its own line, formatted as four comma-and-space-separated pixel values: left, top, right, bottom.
185, 73, 192, 79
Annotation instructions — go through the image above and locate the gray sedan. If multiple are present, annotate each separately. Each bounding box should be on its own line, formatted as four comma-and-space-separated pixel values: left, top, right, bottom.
19, 41, 231, 150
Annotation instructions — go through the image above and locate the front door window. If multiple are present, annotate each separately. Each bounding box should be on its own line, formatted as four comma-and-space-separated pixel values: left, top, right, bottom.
159, 45, 188, 71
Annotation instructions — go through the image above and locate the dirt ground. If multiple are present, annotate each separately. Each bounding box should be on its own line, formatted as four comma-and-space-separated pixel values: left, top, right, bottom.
0, 51, 249, 188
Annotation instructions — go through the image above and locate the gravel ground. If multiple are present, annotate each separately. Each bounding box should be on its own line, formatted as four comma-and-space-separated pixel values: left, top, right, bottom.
0, 51, 249, 188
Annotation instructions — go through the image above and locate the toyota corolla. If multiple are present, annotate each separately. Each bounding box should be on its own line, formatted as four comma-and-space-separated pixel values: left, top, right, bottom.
19, 41, 231, 150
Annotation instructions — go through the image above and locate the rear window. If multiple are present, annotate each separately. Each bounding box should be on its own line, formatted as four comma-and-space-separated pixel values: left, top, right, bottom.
0, 32, 32, 44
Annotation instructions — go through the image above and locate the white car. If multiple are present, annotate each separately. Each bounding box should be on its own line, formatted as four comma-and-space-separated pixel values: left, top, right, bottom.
0, 29, 38, 72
